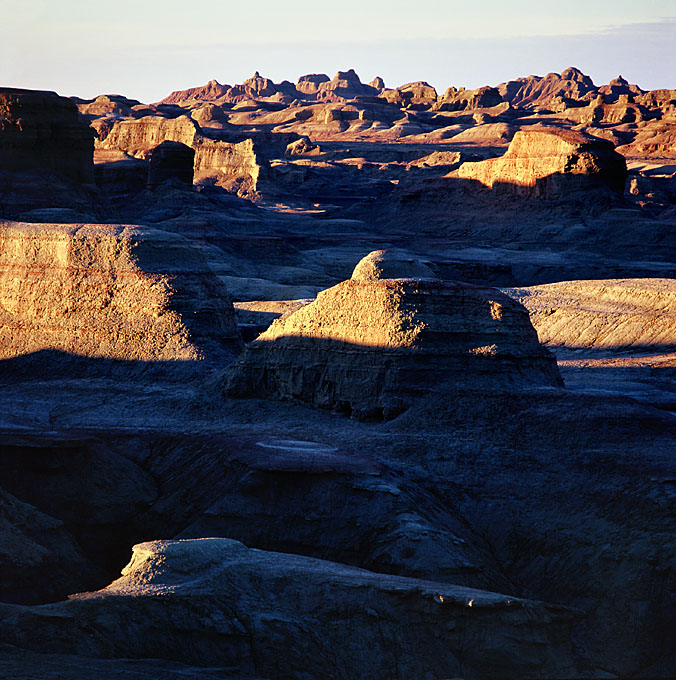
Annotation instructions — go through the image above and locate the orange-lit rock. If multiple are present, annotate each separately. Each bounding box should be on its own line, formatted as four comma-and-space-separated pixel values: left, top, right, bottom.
458, 127, 627, 197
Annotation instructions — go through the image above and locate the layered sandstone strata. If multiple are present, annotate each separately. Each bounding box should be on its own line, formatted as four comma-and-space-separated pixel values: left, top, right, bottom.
506, 279, 676, 349
458, 127, 627, 198
225, 251, 562, 418
0, 88, 94, 183
0, 221, 240, 366
95, 116, 269, 195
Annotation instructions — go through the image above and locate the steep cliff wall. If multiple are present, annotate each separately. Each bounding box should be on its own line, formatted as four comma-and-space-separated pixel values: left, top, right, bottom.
458, 127, 627, 198
0, 88, 94, 183
0, 221, 240, 366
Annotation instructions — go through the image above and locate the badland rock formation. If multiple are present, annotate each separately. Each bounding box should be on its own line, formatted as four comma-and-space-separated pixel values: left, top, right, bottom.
0, 221, 240, 369
458, 127, 627, 197
1, 65, 676, 679
226, 250, 561, 418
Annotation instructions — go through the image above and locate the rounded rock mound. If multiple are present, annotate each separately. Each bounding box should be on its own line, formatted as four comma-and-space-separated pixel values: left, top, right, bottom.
225, 251, 562, 419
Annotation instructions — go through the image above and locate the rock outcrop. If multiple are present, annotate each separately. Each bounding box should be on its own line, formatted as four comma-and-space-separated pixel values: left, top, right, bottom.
0, 221, 240, 369
438, 85, 504, 111
0, 88, 94, 183
505, 278, 676, 349
0, 485, 103, 604
0, 537, 581, 680
226, 250, 561, 418
94, 114, 200, 157
498, 67, 597, 108
0, 88, 99, 219
458, 127, 627, 198
146, 140, 194, 188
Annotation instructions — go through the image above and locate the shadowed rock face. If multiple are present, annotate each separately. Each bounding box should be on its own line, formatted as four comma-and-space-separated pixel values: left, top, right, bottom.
0, 221, 241, 368
0, 88, 94, 184
226, 251, 561, 418
458, 127, 627, 198
0, 537, 581, 680
146, 140, 194, 188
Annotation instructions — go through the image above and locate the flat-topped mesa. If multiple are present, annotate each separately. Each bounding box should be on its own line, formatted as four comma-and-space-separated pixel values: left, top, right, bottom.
458, 127, 627, 199
0, 88, 94, 183
0, 221, 241, 372
225, 250, 562, 419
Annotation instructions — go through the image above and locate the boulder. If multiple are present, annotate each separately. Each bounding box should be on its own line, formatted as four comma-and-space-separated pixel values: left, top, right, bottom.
458, 127, 627, 198
225, 250, 561, 419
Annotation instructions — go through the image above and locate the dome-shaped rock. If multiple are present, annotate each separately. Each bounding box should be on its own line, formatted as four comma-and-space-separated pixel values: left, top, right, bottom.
225, 251, 562, 419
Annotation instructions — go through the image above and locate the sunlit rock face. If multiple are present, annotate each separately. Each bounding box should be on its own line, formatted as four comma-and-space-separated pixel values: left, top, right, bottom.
225, 250, 562, 419
506, 278, 676, 349
458, 127, 627, 198
0, 221, 240, 367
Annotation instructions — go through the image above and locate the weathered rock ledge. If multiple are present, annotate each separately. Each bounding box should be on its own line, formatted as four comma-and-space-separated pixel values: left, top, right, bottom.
0, 221, 240, 369
226, 251, 561, 418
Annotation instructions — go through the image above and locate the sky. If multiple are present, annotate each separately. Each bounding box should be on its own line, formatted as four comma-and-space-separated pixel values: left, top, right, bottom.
1, 0, 675, 103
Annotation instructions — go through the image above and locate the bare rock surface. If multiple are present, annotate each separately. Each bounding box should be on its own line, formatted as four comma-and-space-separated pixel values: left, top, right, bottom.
226, 250, 561, 418
458, 126, 627, 197
0, 88, 100, 219
0, 486, 104, 605
506, 278, 676, 349
0, 88, 94, 183
0, 221, 240, 370
0, 537, 581, 680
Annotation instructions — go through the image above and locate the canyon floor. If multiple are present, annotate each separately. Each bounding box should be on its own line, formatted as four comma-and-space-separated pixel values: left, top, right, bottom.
1, 67, 676, 679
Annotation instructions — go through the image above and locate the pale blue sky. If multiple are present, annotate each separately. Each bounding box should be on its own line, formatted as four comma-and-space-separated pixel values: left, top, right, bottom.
1, 0, 675, 102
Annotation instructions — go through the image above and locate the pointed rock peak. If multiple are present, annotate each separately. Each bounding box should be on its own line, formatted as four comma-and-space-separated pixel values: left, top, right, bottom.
351, 250, 437, 282
370, 76, 385, 90
610, 75, 629, 86
561, 66, 583, 80
253, 71, 261, 78
560, 66, 595, 87
207, 79, 221, 88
